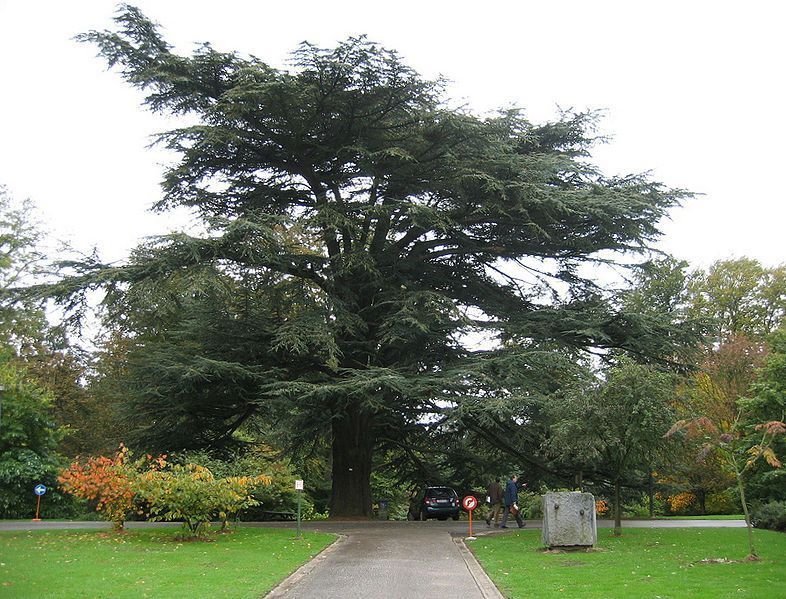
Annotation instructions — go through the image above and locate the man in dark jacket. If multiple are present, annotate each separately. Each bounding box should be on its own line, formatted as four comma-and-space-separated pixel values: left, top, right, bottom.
500, 474, 524, 528
485, 477, 504, 527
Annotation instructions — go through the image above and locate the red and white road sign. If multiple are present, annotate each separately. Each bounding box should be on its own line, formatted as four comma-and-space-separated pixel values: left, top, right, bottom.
462, 495, 478, 511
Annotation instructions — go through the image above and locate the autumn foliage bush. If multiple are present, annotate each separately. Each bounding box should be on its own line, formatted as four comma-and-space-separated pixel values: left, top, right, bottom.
60, 447, 271, 536
58, 446, 164, 531
667, 491, 697, 514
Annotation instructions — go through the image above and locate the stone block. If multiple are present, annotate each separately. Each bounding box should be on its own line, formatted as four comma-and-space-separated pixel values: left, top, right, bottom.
541, 492, 597, 547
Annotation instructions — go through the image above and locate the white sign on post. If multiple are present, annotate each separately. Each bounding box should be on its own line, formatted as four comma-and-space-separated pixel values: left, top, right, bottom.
294, 479, 304, 538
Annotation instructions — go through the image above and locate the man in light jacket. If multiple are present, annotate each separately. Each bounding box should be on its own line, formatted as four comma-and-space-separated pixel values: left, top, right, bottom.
500, 474, 524, 528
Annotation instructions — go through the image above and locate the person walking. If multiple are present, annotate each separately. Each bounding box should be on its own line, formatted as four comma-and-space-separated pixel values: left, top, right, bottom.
500, 474, 524, 529
485, 477, 504, 527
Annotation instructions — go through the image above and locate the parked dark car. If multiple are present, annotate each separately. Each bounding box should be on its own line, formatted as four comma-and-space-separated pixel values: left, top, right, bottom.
407, 486, 460, 521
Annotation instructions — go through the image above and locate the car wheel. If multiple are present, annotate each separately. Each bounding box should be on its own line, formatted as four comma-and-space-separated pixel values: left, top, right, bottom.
452, 514, 460, 521
406, 511, 415, 521
419, 510, 427, 521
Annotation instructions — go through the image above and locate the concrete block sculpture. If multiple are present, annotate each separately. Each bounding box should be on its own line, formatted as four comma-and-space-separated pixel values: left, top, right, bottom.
541, 492, 597, 548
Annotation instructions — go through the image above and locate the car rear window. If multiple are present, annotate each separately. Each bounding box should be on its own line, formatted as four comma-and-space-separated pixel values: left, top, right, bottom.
426, 488, 455, 498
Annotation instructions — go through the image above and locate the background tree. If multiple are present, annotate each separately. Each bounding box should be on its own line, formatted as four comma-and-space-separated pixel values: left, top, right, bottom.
0, 188, 94, 515
687, 258, 786, 343
667, 335, 785, 558
23, 343, 97, 457
0, 352, 66, 517
624, 257, 692, 318
657, 441, 735, 515
744, 325, 786, 503
0, 186, 96, 458
625, 257, 786, 518
46, 5, 696, 517
0, 186, 49, 352
545, 361, 677, 535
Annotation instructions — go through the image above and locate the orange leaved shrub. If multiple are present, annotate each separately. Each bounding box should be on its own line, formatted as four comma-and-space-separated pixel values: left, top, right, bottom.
667, 491, 696, 514
58, 445, 166, 531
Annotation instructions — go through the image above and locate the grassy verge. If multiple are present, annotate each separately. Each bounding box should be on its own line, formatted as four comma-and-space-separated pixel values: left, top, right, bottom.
652, 515, 744, 520
0, 527, 335, 598
471, 527, 786, 598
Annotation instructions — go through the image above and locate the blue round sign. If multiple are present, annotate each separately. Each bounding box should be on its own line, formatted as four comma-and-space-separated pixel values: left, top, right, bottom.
34, 484, 47, 496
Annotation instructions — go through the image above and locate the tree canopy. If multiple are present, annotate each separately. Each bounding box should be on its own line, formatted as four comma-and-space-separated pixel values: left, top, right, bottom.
545, 361, 677, 534
43, 5, 699, 516
0, 351, 66, 517
688, 258, 786, 343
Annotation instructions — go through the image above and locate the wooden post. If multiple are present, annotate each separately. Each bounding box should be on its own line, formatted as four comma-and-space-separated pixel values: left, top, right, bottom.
32, 495, 42, 522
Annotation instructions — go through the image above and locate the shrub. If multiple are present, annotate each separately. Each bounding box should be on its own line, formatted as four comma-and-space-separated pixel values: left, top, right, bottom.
705, 489, 741, 515
134, 463, 270, 537
57, 446, 158, 531
518, 491, 543, 519
217, 475, 272, 528
369, 469, 405, 520
667, 491, 696, 514
1, 448, 67, 518
184, 446, 308, 519
751, 501, 786, 532
624, 495, 653, 518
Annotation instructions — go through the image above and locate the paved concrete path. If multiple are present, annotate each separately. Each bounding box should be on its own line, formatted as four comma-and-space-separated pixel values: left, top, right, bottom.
263, 521, 502, 599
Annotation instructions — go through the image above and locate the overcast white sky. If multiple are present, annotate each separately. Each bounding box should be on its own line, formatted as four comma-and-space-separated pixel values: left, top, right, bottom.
1, 0, 784, 269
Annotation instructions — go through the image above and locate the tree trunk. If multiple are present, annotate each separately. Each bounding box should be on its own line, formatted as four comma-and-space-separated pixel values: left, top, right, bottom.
735, 471, 757, 559
613, 481, 622, 536
648, 471, 654, 519
329, 406, 374, 518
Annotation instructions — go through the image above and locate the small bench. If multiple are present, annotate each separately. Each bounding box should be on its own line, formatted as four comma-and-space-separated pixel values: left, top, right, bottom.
260, 510, 296, 521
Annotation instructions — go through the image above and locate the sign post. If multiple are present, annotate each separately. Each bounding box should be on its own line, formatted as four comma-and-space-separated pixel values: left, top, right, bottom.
294, 479, 304, 539
33, 484, 47, 521
462, 495, 478, 540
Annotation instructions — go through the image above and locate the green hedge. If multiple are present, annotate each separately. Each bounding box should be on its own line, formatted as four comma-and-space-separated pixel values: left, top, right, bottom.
752, 500, 786, 532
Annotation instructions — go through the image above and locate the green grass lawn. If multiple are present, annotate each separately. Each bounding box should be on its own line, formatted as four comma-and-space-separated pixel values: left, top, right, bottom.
0, 527, 335, 598
471, 527, 786, 598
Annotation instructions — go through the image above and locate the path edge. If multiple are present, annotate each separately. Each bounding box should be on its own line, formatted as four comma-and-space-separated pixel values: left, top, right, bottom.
453, 536, 505, 599
264, 533, 346, 598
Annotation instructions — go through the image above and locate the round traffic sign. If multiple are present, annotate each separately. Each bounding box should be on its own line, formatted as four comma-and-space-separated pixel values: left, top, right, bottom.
34, 484, 47, 496
462, 495, 478, 511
